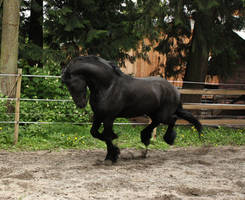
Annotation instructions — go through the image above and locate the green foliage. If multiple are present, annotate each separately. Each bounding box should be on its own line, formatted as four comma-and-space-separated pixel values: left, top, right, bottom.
0, 126, 15, 149
154, 0, 245, 78
208, 30, 245, 79
44, 0, 144, 64
12, 0, 155, 66
0, 94, 15, 123
20, 60, 64, 99
18, 61, 93, 123
1, 0, 245, 77
0, 60, 93, 125
19, 101, 93, 124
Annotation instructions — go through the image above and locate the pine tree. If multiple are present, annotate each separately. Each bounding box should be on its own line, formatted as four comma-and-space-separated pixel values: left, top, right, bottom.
155, 0, 245, 102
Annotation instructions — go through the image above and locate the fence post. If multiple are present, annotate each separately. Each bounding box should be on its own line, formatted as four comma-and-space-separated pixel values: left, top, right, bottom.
14, 68, 22, 145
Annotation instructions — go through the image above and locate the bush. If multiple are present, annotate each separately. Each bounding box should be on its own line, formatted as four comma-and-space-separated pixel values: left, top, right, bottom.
0, 93, 15, 123
1, 61, 93, 125
19, 100, 93, 123
20, 60, 65, 99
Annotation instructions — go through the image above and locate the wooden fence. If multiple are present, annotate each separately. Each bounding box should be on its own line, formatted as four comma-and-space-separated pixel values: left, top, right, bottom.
2, 69, 245, 144
178, 89, 245, 126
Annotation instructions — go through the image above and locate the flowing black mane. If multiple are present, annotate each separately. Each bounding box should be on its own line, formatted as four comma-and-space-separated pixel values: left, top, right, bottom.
66, 55, 123, 76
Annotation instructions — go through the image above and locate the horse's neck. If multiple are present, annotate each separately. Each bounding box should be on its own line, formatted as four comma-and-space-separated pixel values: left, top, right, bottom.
72, 62, 119, 93
85, 71, 115, 94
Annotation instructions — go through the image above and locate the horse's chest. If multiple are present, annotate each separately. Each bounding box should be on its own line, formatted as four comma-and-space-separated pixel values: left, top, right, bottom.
90, 94, 118, 115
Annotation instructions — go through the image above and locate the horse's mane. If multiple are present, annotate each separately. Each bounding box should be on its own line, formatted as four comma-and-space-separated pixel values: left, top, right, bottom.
61, 64, 71, 83
108, 61, 124, 76
70, 55, 124, 76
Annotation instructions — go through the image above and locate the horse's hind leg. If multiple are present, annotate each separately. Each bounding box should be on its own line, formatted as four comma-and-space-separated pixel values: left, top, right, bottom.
163, 116, 177, 145
141, 120, 160, 147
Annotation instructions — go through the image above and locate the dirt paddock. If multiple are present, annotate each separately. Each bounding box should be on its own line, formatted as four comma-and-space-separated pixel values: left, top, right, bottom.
0, 146, 245, 200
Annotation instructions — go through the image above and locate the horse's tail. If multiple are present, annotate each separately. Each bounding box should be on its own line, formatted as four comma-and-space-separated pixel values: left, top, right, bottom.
175, 104, 203, 136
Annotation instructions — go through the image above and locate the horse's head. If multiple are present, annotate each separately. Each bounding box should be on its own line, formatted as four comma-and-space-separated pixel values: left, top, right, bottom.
61, 67, 88, 108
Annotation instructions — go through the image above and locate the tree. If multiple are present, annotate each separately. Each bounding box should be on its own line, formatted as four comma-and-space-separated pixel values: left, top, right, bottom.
155, 0, 245, 102
0, 0, 20, 97
28, 0, 43, 67
44, 0, 144, 65
16, 0, 160, 68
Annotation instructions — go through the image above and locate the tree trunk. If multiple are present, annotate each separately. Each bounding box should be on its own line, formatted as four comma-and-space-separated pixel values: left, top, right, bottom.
0, 0, 20, 97
28, 0, 43, 67
182, 17, 209, 104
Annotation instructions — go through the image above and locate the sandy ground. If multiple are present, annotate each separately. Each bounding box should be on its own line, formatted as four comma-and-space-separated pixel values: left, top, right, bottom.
0, 146, 245, 200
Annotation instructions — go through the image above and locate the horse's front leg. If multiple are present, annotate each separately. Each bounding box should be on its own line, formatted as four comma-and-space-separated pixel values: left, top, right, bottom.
140, 120, 160, 158
103, 119, 120, 163
141, 120, 160, 146
90, 116, 104, 140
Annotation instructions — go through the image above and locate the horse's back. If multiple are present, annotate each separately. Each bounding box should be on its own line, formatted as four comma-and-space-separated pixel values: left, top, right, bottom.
116, 76, 180, 119
139, 77, 180, 117
134, 77, 180, 100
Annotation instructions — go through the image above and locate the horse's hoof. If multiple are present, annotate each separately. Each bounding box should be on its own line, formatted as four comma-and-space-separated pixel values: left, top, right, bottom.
105, 146, 120, 163
143, 140, 150, 147
141, 131, 151, 147
141, 149, 148, 158
164, 136, 174, 145
105, 156, 118, 164
104, 159, 114, 165
141, 136, 150, 146
163, 130, 176, 145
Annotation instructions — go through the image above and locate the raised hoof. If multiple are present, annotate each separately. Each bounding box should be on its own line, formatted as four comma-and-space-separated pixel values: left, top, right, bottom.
164, 130, 177, 145
141, 132, 151, 147
142, 140, 150, 147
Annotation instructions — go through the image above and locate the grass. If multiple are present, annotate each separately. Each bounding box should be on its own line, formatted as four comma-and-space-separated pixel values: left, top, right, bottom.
0, 124, 245, 151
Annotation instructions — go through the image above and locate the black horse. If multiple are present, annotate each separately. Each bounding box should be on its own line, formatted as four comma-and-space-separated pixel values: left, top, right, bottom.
62, 55, 202, 163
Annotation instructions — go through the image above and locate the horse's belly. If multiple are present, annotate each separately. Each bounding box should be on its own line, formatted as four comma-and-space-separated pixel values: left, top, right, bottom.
117, 101, 158, 118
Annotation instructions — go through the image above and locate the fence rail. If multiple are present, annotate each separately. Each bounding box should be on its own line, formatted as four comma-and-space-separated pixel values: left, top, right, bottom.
1, 71, 245, 144
179, 89, 245, 95
0, 97, 72, 102
183, 103, 245, 110
177, 119, 245, 126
